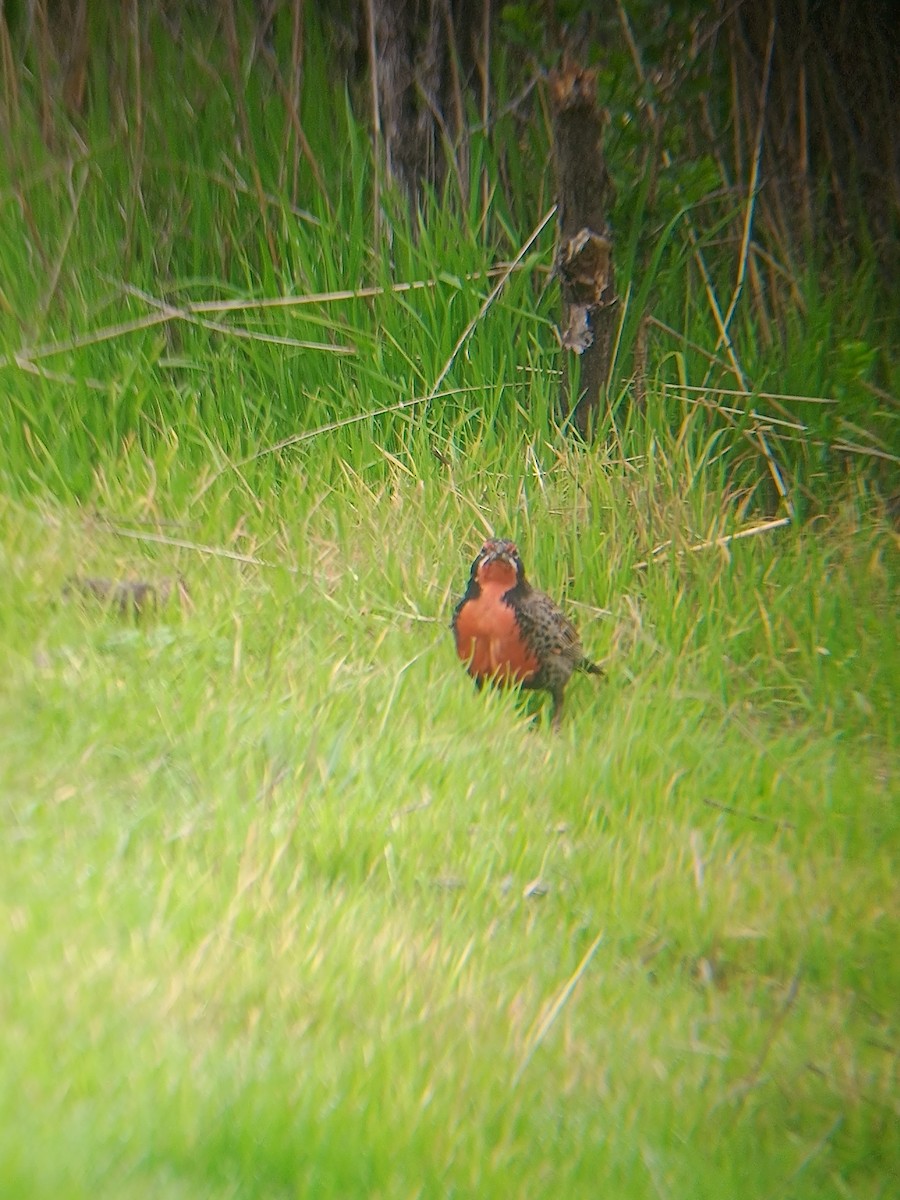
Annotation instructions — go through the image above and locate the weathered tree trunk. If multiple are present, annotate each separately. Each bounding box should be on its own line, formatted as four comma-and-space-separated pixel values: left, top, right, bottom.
367, 0, 432, 206
549, 62, 616, 439
366, 0, 491, 209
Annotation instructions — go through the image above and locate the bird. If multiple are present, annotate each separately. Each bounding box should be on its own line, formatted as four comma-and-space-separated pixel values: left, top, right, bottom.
451, 538, 602, 728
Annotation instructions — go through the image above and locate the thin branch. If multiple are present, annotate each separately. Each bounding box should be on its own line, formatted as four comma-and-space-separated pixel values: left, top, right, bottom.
655, 258, 794, 515
11, 355, 107, 390
119, 283, 355, 353
633, 517, 790, 570
676, 198, 797, 520
425, 204, 557, 403
667, 385, 898, 463
721, 13, 775, 338
96, 523, 297, 571
191, 384, 514, 502
646, 315, 733, 370
679, 206, 747, 390
255, 13, 331, 213
704, 798, 796, 831
39, 163, 88, 319
830, 441, 900, 465
8, 268, 526, 365
674, 393, 809, 432
513, 930, 604, 1086
11, 311, 173, 362
775, 1116, 845, 1193
670, 382, 838, 406
726, 966, 802, 1125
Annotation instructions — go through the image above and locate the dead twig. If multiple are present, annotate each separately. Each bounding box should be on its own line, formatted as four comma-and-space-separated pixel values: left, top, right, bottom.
425, 204, 557, 404
704, 798, 796, 831
7, 267, 528, 368
725, 966, 802, 1125
670, 381, 837, 406
720, 14, 775, 340
513, 930, 604, 1086
634, 516, 790, 570
193, 383, 515, 504
95, 523, 297, 572
668, 384, 899, 465
119, 282, 355, 353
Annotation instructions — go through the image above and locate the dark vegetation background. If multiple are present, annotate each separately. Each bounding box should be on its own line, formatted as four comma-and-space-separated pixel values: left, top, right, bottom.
1, 0, 897, 509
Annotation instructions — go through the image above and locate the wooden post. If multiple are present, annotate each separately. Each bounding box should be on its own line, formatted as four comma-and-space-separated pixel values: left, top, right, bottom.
548, 62, 616, 439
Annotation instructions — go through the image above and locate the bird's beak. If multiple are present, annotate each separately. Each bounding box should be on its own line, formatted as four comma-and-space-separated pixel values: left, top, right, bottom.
482, 548, 516, 569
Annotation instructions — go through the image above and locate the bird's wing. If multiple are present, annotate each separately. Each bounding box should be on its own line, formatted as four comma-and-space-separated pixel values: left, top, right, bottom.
527, 592, 585, 658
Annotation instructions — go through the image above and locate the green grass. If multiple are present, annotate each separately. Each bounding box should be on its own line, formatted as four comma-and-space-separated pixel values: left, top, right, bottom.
2, 458, 897, 1198
1, 7, 898, 1198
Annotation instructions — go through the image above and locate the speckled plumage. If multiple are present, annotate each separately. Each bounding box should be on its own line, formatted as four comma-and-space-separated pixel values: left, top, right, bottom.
451, 538, 601, 728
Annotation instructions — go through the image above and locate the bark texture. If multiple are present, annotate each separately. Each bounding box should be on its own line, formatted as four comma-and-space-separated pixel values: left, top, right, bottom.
367, 0, 491, 207
549, 63, 616, 439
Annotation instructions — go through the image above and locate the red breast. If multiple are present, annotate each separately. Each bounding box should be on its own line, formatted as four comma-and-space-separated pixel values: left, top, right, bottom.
454, 579, 540, 683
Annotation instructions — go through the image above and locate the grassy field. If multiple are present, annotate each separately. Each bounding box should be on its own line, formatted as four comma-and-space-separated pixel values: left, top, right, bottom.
1, 8, 898, 1199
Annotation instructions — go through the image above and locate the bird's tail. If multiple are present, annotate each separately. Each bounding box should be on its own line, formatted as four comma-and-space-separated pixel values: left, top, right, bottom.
580, 656, 604, 676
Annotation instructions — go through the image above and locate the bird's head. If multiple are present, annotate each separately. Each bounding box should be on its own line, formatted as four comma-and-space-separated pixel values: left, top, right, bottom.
471, 538, 526, 589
